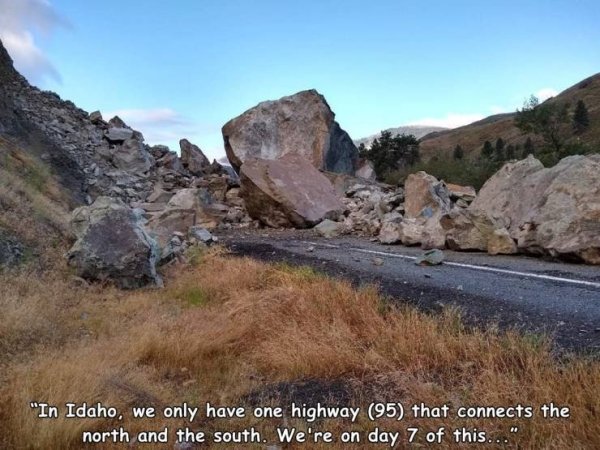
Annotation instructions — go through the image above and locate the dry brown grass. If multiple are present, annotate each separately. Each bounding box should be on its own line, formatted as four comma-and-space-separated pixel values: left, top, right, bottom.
0, 142, 72, 270
1, 249, 599, 449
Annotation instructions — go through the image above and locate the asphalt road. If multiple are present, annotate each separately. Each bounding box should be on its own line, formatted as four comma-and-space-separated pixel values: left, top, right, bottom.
220, 230, 600, 354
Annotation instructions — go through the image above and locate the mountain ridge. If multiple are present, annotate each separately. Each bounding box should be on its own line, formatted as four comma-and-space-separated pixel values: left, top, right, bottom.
354, 125, 448, 148
419, 73, 600, 160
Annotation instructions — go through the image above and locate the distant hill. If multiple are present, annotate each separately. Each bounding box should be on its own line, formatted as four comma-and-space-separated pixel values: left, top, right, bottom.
355, 125, 448, 148
419, 73, 600, 160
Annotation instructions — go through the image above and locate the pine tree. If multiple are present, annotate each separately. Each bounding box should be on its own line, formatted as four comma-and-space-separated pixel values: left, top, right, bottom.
495, 138, 505, 161
358, 142, 368, 157
523, 137, 535, 157
359, 130, 420, 179
573, 100, 590, 133
453, 144, 464, 160
481, 140, 494, 159
515, 95, 570, 154
506, 144, 516, 160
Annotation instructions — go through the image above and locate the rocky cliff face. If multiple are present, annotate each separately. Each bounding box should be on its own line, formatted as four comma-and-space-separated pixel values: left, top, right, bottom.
0, 40, 18, 82
0, 54, 152, 204
0, 41, 88, 203
0, 38, 240, 207
0, 38, 248, 282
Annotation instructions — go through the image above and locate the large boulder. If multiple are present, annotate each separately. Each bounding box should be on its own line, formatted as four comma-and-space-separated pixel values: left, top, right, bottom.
147, 208, 196, 250
240, 154, 345, 228
446, 183, 477, 204
440, 208, 499, 251
222, 90, 358, 175
179, 139, 210, 175
167, 187, 225, 229
355, 159, 376, 181
488, 228, 518, 255
67, 197, 160, 289
314, 219, 344, 238
470, 154, 545, 229
112, 138, 153, 173
420, 214, 446, 249
471, 154, 600, 263
377, 218, 425, 246
404, 171, 452, 219
105, 127, 134, 143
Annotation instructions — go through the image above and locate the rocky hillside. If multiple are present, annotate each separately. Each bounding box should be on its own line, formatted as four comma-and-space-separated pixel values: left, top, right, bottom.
355, 125, 447, 148
0, 37, 247, 275
0, 36, 369, 285
419, 73, 600, 160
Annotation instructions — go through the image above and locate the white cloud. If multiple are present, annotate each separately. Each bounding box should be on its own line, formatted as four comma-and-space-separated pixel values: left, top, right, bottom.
101, 108, 222, 157
407, 113, 485, 129
104, 108, 188, 127
0, 0, 68, 83
535, 87, 559, 102
1, 30, 60, 81
102, 108, 191, 143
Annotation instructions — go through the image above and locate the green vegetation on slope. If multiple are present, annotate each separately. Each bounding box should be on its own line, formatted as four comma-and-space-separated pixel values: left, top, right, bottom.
0, 136, 72, 269
366, 74, 600, 188
418, 73, 600, 165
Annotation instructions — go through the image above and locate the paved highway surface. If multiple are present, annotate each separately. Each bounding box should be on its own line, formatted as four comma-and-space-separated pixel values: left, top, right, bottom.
221, 230, 600, 354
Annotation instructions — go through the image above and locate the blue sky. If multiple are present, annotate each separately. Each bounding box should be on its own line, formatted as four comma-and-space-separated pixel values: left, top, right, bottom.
1, 0, 599, 159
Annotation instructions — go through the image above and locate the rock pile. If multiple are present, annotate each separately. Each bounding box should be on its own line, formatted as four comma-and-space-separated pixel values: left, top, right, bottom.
322, 154, 600, 265
1, 38, 245, 218
1, 49, 155, 204
340, 180, 405, 237
315, 169, 517, 256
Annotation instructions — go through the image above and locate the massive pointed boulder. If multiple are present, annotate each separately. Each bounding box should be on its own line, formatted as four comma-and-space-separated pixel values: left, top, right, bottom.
240, 154, 345, 228
67, 197, 161, 289
179, 139, 210, 175
222, 90, 359, 175
470, 154, 600, 264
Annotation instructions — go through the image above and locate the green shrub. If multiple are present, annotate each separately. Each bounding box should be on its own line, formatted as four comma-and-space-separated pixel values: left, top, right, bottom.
385, 157, 502, 189
176, 286, 208, 306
